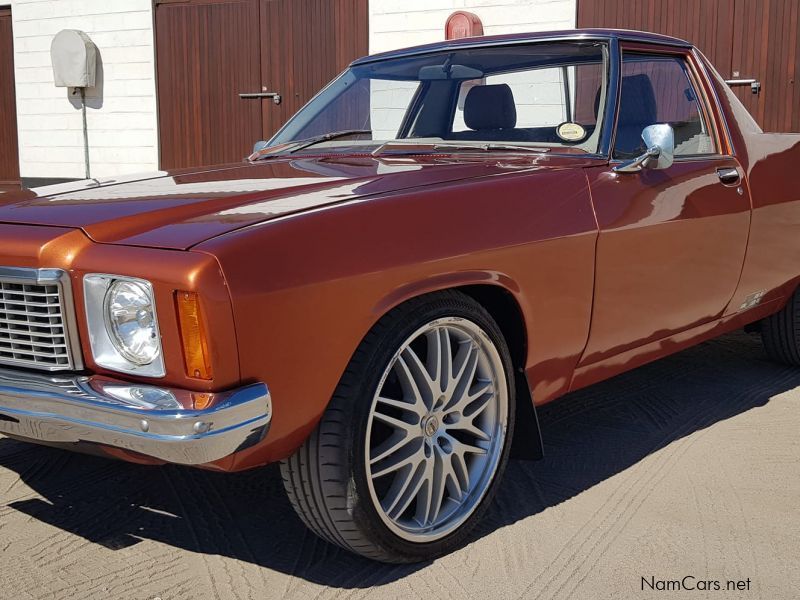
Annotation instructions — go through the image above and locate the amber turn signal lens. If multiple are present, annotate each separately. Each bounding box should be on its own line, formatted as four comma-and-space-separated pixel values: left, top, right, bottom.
175, 291, 212, 380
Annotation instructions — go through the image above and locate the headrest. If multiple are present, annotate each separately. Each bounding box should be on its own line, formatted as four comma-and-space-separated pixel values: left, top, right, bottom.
618, 73, 658, 125
594, 73, 658, 125
464, 84, 517, 130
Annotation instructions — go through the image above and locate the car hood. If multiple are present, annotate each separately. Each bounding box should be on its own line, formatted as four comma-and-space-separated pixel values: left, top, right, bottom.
0, 154, 599, 250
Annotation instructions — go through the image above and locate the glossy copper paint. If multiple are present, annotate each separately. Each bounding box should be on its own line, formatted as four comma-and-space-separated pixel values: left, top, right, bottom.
198, 159, 601, 468
0, 224, 239, 393
1, 30, 799, 471
0, 157, 561, 249
581, 157, 750, 365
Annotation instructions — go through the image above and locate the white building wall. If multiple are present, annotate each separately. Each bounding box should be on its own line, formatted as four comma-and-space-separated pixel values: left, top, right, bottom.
369, 0, 578, 55
10, 0, 159, 180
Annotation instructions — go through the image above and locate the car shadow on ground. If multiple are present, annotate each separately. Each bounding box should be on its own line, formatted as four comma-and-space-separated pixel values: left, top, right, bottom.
1, 331, 798, 588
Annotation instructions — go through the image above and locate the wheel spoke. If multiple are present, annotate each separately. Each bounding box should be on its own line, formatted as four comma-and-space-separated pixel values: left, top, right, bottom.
383, 459, 427, 519
414, 460, 434, 526
445, 342, 479, 409
450, 447, 470, 492
450, 417, 491, 442
386, 460, 429, 519
369, 430, 416, 465
371, 409, 418, 435
425, 329, 443, 393
371, 443, 423, 479
376, 394, 424, 418
442, 451, 463, 502
466, 380, 494, 405
425, 448, 449, 525
450, 379, 493, 414
393, 356, 428, 413
448, 435, 488, 458
400, 347, 435, 409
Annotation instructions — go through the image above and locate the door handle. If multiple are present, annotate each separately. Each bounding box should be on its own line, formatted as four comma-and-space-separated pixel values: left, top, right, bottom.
239, 92, 282, 105
724, 78, 761, 94
717, 167, 740, 185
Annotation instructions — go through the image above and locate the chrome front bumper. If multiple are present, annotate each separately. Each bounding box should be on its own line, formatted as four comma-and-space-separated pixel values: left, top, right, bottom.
0, 368, 271, 465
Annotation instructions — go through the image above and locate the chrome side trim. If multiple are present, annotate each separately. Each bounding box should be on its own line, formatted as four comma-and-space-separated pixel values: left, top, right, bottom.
0, 368, 271, 465
0, 267, 84, 371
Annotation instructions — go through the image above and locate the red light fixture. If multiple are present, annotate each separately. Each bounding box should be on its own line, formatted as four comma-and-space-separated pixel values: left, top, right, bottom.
445, 11, 484, 40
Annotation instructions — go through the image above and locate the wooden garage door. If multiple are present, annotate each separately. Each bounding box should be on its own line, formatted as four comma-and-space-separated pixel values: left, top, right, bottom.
0, 7, 20, 188
155, 0, 368, 170
578, 0, 800, 132
259, 0, 369, 138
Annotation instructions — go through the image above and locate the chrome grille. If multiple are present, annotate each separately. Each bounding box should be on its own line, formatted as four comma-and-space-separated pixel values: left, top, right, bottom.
0, 268, 81, 371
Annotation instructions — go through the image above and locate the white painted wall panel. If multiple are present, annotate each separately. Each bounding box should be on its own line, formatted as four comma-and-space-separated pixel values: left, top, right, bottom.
370, 0, 577, 54
10, 0, 158, 180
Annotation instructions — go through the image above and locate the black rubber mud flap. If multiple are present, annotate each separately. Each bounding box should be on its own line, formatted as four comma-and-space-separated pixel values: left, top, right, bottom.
510, 370, 544, 460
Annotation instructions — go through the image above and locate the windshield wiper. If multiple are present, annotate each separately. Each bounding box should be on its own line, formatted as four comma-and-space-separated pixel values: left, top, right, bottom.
431, 142, 550, 153
371, 141, 551, 156
289, 129, 373, 154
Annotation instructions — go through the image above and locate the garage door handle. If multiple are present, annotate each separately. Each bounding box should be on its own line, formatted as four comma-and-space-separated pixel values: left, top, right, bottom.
717, 167, 741, 185
724, 78, 761, 94
239, 92, 282, 105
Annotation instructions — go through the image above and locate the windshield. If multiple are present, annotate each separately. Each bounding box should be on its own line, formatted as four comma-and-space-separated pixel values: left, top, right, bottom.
269, 41, 609, 155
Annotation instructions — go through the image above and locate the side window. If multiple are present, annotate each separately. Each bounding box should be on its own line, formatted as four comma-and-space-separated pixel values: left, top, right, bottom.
614, 53, 715, 159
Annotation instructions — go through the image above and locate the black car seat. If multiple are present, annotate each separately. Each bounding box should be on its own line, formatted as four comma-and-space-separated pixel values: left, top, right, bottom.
449, 84, 528, 141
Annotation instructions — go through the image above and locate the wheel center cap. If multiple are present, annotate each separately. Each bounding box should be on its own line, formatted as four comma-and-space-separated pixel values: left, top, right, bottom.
422, 415, 439, 438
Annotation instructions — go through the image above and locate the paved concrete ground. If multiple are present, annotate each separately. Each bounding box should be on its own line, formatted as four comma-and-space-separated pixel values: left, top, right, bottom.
1, 331, 798, 599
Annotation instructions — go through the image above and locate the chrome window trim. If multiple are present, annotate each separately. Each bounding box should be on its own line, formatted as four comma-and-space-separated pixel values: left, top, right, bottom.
0, 266, 84, 372
691, 48, 737, 158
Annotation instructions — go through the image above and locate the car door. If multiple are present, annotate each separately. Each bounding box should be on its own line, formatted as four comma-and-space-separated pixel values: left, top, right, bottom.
580, 46, 751, 365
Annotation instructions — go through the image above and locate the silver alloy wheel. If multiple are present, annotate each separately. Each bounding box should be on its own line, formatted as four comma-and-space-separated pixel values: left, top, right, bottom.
364, 317, 509, 542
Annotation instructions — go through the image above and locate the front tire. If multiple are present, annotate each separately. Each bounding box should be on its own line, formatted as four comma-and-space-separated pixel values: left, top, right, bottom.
280, 290, 515, 562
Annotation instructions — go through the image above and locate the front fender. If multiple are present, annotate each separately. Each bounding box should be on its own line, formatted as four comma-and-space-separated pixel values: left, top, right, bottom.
197, 167, 596, 470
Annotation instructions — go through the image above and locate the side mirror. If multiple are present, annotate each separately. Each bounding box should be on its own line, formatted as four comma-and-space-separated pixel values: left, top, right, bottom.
613, 124, 675, 173
253, 140, 269, 154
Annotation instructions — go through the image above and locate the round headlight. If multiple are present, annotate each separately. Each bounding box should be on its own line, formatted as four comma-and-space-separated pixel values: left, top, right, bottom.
103, 280, 160, 365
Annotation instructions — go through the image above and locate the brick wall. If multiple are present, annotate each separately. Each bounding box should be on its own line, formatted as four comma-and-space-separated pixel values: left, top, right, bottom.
369, 0, 577, 54
10, 0, 158, 180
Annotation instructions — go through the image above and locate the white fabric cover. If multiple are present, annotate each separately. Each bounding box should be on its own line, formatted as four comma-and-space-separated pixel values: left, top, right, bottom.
50, 30, 97, 88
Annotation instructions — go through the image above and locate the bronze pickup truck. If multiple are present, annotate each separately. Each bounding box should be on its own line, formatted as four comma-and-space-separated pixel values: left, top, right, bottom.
1, 29, 799, 562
